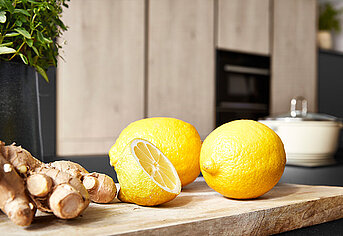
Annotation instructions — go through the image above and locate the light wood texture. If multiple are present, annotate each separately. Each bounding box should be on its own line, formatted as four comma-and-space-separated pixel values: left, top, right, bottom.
2, 178, 343, 235
147, 0, 215, 140
217, 0, 270, 55
57, 0, 145, 155
271, 0, 317, 115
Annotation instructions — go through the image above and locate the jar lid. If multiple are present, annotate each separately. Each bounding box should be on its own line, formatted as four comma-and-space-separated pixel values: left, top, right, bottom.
263, 97, 341, 122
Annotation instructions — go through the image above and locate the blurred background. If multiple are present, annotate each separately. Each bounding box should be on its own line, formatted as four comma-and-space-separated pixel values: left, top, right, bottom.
37, 0, 343, 184
318, 0, 343, 51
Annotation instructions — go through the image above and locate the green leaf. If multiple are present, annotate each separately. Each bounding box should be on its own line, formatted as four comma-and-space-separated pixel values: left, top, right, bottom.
34, 64, 49, 82
43, 37, 53, 44
27, 0, 39, 5
32, 55, 38, 65
0, 46, 16, 54
31, 45, 39, 56
36, 31, 53, 44
19, 53, 28, 64
0, 0, 69, 83
0, 11, 6, 23
26, 50, 32, 64
0, 42, 13, 47
26, 38, 33, 47
15, 19, 23, 27
18, 14, 28, 23
0, 0, 14, 14
36, 31, 44, 43
4, 32, 20, 37
14, 9, 31, 17
14, 28, 31, 39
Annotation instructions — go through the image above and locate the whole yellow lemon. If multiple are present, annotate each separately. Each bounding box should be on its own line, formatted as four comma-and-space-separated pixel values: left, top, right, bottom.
200, 120, 286, 199
109, 117, 202, 187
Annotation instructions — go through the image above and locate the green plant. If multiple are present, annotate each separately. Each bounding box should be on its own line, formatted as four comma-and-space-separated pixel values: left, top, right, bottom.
0, 0, 69, 81
319, 3, 342, 33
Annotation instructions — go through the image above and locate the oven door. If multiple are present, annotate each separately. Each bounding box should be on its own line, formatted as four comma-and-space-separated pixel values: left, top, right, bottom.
215, 50, 271, 126
218, 65, 270, 106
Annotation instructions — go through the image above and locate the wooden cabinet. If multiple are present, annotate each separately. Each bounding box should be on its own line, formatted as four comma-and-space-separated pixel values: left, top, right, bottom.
217, 0, 270, 55
57, 0, 145, 156
147, 0, 215, 139
271, 0, 317, 115
217, 0, 317, 116
56, 0, 317, 156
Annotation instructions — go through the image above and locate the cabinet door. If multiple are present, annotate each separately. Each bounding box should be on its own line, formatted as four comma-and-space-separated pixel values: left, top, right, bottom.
217, 0, 270, 55
271, 0, 317, 114
148, 0, 215, 139
57, 0, 145, 156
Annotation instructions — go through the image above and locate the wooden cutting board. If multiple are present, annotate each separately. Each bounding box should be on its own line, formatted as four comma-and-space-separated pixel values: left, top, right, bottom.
1, 178, 343, 235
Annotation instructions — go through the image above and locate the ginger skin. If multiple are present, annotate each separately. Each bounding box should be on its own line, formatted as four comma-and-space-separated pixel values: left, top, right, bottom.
50, 161, 117, 203
0, 141, 117, 226
0, 142, 90, 224
0, 152, 36, 226
30, 165, 90, 218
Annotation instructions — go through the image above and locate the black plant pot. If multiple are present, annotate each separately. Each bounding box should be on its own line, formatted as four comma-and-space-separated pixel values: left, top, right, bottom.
0, 61, 43, 159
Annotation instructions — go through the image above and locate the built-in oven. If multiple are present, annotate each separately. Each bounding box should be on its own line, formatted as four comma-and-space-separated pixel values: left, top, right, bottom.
216, 50, 270, 127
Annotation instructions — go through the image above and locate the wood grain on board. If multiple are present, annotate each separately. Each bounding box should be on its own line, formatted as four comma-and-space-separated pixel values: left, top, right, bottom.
1, 178, 343, 235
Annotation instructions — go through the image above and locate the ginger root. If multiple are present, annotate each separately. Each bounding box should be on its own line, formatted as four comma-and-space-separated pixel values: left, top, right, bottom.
0, 142, 90, 221
0, 141, 116, 226
30, 165, 90, 218
0, 152, 36, 226
26, 174, 52, 197
50, 161, 117, 203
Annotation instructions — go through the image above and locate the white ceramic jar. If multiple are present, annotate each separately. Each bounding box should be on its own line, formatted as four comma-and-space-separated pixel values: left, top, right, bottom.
259, 97, 343, 167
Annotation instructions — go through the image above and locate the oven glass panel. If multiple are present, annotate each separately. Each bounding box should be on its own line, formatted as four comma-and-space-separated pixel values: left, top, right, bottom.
223, 73, 269, 104
216, 50, 270, 126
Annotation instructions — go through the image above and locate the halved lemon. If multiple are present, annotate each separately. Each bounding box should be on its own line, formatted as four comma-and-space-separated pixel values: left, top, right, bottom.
113, 138, 181, 206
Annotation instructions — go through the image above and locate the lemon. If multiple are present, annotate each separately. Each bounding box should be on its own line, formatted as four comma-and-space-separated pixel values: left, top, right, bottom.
200, 120, 286, 199
109, 117, 201, 187
113, 138, 181, 206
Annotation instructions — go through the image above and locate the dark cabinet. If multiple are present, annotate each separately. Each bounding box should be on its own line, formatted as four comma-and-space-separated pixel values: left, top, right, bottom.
318, 49, 343, 151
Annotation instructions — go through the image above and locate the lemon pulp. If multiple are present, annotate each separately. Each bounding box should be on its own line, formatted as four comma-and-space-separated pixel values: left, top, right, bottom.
131, 139, 180, 194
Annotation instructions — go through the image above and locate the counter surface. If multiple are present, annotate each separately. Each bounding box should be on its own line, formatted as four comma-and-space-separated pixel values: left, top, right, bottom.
1, 178, 343, 235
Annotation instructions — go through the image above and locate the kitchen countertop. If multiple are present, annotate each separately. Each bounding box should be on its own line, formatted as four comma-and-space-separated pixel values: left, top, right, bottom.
2, 178, 343, 235
46, 153, 343, 235
279, 163, 343, 235
280, 150, 343, 187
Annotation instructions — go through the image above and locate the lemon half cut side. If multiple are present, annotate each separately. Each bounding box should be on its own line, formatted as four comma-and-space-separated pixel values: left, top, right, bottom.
131, 139, 181, 194
114, 138, 181, 206
109, 117, 202, 187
